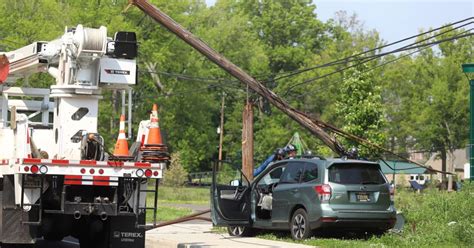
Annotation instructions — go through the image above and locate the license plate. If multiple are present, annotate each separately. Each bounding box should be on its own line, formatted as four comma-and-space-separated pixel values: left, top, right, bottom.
356, 192, 370, 202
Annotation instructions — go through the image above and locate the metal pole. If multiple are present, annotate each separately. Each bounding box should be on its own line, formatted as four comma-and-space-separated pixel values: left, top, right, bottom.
470, 79, 474, 181
463, 63, 474, 181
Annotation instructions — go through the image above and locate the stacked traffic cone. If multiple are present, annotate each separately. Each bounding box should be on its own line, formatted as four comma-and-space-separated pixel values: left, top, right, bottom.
113, 114, 129, 157
146, 104, 163, 146
139, 104, 170, 163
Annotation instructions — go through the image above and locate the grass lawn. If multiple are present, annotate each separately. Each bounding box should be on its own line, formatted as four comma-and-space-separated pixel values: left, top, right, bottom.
257, 183, 474, 247
156, 185, 210, 204
145, 185, 209, 223
146, 205, 193, 223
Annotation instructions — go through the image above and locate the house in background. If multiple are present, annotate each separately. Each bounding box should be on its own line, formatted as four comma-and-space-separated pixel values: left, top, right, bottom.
379, 161, 432, 186
424, 148, 467, 180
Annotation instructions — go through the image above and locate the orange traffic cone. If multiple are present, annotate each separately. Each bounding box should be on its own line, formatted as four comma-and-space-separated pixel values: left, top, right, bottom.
114, 114, 129, 156
146, 104, 163, 145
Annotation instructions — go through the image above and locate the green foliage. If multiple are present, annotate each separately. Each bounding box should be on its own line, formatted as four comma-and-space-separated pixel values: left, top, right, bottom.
1, 0, 471, 175
162, 152, 189, 187
336, 63, 386, 157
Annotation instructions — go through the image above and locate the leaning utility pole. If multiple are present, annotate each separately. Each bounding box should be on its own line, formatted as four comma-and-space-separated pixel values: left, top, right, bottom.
128, 0, 346, 156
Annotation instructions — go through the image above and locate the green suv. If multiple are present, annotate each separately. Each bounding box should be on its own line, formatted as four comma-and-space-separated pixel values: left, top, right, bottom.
211, 157, 396, 240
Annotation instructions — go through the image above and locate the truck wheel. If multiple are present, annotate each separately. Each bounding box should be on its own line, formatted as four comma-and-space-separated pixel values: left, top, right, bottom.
227, 226, 254, 237
290, 208, 312, 240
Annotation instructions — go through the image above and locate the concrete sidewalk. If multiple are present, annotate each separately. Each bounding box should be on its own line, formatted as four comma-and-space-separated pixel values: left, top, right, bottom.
145, 223, 314, 248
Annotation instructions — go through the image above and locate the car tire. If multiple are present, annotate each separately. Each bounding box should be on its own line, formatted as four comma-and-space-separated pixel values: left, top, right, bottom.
290, 208, 312, 240
227, 226, 254, 237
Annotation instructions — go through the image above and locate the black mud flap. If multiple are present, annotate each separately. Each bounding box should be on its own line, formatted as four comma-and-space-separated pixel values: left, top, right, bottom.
0, 175, 38, 244
109, 214, 145, 248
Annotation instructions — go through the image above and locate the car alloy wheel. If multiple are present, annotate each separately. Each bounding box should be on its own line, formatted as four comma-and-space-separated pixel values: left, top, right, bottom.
229, 226, 244, 236
291, 208, 311, 240
227, 226, 253, 237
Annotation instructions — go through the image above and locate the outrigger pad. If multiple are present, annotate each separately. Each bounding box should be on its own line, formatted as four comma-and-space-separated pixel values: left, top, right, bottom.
109, 214, 145, 248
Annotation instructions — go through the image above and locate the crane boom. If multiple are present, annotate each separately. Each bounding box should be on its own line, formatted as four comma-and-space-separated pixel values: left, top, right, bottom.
128, 0, 347, 156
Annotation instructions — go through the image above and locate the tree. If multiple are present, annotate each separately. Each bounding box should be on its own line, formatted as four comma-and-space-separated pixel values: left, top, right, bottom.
408, 28, 472, 187
336, 63, 386, 158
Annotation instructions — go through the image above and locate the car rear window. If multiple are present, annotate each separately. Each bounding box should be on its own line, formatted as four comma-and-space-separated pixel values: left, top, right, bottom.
302, 163, 318, 182
328, 163, 386, 185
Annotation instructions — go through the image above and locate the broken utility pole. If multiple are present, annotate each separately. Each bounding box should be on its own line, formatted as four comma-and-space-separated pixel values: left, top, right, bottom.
128, 0, 346, 156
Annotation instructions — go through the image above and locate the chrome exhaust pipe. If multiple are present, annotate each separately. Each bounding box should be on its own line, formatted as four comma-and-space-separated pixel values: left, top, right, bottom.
73, 211, 82, 220
100, 212, 108, 221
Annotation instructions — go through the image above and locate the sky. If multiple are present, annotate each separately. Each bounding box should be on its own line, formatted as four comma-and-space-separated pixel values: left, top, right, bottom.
204, 0, 473, 43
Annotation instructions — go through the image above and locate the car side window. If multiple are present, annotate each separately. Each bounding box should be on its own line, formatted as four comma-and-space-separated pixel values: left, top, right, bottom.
280, 162, 305, 184
302, 163, 318, 182
257, 164, 286, 186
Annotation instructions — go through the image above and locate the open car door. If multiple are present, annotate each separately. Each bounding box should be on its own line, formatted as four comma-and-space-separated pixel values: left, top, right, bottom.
211, 160, 251, 226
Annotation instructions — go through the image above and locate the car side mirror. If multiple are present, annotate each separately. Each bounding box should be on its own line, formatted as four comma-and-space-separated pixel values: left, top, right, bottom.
229, 179, 241, 186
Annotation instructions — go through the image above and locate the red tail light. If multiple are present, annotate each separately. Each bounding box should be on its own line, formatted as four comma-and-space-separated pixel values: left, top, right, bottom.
389, 185, 395, 201
314, 184, 332, 202
31, 165, 39, 174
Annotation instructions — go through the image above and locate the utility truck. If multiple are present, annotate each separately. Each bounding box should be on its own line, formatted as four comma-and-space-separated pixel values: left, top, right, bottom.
0, 25, 167, 248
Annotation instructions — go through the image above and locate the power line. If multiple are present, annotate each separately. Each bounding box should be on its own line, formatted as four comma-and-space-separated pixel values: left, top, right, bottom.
284, 34, 448, 100
137, 17, 473, 89
268, 17, 473, 82
138, 69, 239, 83
283, 30, 473, 95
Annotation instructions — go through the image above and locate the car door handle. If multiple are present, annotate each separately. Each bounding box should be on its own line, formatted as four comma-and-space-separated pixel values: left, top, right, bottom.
291, 189, 299, 193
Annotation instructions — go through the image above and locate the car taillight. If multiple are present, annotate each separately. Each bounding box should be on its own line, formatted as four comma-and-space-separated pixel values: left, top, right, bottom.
389, 185, 395, 201
314, 184, 332, 202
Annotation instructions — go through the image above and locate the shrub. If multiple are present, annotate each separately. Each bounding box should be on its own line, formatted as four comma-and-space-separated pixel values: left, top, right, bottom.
162, 152, 188, 187
389, 182, 474, 246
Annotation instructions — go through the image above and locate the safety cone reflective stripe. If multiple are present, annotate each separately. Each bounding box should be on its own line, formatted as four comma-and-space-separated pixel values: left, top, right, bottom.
114, 114, 129, 156
146, 104, 163, 145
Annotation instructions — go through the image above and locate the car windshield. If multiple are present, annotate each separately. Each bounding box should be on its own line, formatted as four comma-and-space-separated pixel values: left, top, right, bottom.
328, 163, 386, 185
